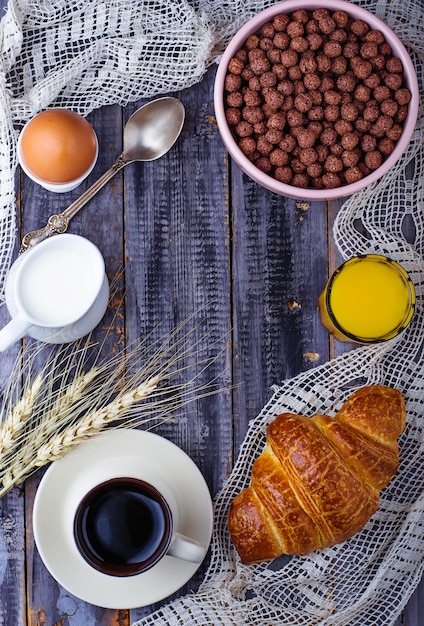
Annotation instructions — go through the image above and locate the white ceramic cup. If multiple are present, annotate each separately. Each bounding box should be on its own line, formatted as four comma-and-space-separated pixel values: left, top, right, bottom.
73, 476, 206, 577
0, 234, 109, 351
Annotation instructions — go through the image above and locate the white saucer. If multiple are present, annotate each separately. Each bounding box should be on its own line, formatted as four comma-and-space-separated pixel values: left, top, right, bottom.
33, 429, 213, 609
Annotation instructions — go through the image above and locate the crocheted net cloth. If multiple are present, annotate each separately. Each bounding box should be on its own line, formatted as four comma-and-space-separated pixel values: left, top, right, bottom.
0, 1, 423, 624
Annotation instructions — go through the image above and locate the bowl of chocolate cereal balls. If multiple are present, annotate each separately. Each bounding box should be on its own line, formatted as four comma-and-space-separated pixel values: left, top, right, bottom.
214, 0, 419, 199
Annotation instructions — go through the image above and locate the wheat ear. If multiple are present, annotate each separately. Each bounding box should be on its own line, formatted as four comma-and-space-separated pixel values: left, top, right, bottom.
0, 374, 43, 458
33, 375, 161, 464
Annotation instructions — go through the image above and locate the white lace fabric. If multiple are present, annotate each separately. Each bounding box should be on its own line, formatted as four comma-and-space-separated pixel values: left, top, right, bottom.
0, 1, 423, 624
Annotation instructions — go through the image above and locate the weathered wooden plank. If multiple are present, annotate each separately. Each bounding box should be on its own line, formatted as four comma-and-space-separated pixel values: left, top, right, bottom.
125, 68, 233, 622
123, 70, 232, 486
0, 219, 26, 626
0, 484, 26, 626
398, 577, 424, 625
230, 168, 330, 451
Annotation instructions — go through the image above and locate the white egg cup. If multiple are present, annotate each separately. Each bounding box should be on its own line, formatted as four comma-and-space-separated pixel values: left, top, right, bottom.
17, 119, 98, 193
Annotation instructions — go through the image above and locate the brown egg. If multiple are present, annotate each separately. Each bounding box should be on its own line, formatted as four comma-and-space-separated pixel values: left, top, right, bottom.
20, 109, 97, 183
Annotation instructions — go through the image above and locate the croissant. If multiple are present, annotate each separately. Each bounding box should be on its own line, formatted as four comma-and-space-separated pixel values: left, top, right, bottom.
228, 385, 406, 564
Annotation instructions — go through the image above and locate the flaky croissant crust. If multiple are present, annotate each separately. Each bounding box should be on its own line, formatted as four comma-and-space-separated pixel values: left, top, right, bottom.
228, 385, 406, 564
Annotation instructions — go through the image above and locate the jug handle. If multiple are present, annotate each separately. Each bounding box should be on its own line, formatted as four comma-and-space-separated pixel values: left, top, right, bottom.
0, 314, 31, 352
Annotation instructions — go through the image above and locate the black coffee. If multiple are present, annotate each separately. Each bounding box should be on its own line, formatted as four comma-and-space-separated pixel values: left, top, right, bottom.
74, 478, 172, 576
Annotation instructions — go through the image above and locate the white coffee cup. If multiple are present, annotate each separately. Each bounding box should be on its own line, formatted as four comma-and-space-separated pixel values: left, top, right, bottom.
73, 476, 206, 577
0, 234, 109, 350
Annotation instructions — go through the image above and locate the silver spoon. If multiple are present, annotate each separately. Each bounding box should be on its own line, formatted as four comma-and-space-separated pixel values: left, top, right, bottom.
19, 97, 185, 254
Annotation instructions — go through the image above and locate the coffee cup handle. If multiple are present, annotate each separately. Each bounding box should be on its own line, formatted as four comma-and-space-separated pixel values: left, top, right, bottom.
0, 314, 31, 352
167, 532, 206, 563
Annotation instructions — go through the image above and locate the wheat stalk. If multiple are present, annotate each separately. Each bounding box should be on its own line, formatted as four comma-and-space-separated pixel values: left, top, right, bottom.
0, 314, 226, 498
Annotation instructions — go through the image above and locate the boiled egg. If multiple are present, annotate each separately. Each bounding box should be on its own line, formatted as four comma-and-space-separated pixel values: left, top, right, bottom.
19, 108, 98, 184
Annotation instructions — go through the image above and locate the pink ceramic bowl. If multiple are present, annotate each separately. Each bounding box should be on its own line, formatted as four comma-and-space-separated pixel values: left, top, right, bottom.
214, 0, 419, 200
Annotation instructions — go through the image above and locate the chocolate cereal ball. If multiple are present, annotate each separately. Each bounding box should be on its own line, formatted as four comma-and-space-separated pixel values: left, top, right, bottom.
344, 165, 363, 183
342, 148, 361, 167
297, 128, 316, 148
238, 136, 256, 156
226, 107, 242, 126
365, 150, 383, 169
270, 148, 289, 166
322, 172, 342, 187
275, 165, 293, 183
300, 147, 318, 165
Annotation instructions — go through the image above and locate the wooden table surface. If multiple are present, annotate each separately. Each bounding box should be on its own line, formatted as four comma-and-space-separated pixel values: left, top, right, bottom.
0, 36, 423, 626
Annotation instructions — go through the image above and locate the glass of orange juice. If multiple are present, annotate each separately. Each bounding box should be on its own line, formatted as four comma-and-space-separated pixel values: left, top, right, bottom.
318, 254, 416, 343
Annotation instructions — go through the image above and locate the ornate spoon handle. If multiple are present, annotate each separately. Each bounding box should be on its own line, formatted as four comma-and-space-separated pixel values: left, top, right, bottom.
19, 155, 129, 254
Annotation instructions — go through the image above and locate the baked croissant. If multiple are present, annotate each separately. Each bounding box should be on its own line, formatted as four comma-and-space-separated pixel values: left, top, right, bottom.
228, 385, 406, 564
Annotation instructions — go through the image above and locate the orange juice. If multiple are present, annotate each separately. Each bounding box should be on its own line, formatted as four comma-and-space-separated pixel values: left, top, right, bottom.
318, 255, 415, 343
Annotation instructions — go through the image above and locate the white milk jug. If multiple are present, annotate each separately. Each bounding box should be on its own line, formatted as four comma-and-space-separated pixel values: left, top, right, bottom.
0, 234, 109, 351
